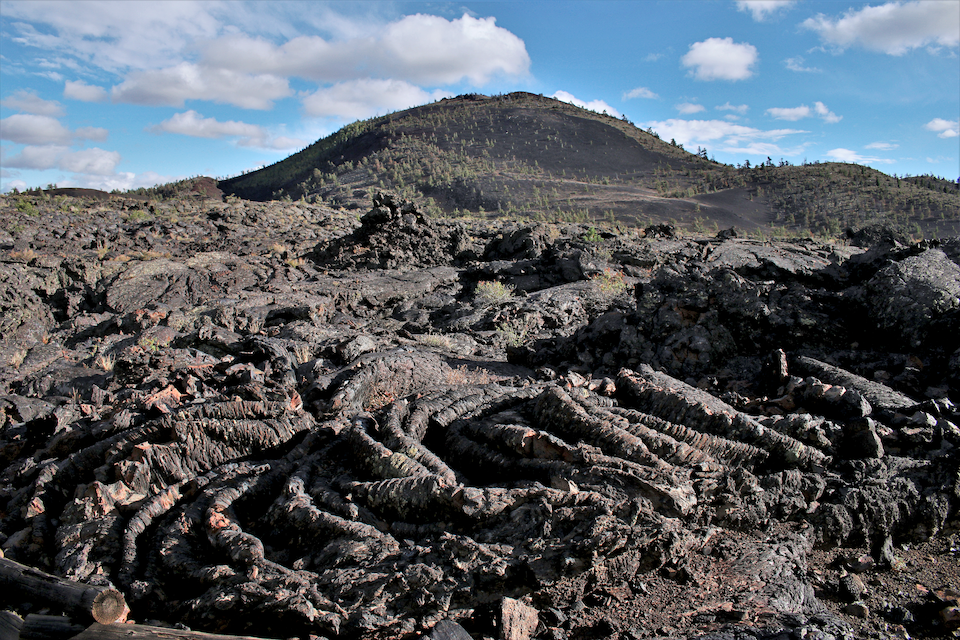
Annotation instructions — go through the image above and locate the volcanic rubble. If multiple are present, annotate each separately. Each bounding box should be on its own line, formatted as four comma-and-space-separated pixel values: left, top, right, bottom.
0, 191, 958, 640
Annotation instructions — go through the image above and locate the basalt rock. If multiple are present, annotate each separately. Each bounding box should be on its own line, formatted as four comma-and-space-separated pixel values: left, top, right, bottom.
0, 192, 957, 640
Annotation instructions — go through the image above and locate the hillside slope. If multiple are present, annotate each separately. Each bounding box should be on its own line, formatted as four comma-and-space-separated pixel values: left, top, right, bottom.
220, 92, 959, 236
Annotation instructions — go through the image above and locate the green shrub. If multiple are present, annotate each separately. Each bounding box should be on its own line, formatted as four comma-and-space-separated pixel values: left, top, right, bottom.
15, 199, 38, 216
583, 226, 602, 242
592, 268, 630, 299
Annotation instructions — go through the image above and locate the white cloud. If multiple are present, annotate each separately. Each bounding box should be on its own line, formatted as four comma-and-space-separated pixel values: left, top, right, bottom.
643, 118, 806, 156
676, 102, 706, 115
111, 63, 291, 110
624, 86, 659, 100
725, 143, 806, 157
925, 118, 959, 138
3, 145, 70, 169
3, 1, 224, 72
7, 5, 530, 118
643, 53, 665, 62
64, 80, 108, 102
784, 56, 820, 72
152, 110, 264, 139
200, 13, 529, 86
3, 179, 28, 193
1, 89, 64, 116
303, 79, 448, 119
1, 114, 74, 145
865, 141, 899, 150
65, 170, 178, 192
766, 102, 841, 123
75, 126, 109, 141
58, 147, 122, 175
814, 101, 842, 123
736, 1, 796, 22
151, 110, 305, 150
681, 37, 758, 81
717, 102, 749, 114
803, 1, 960, 55
4, 145, 121, 175
551, 91, 622, 118
826, 148, 895, 164
767, 105, 812, 121
375, 13, 530, 85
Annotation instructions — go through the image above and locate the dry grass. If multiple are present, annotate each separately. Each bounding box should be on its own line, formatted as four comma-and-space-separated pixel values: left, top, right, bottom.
417, 334, 454, 349
475, 280, 515, 306
95, 353, 115, 372
445, 364, 498, 385
291, 343, 313, 365
8, 248, 38, 262
8, 349, 27, 368
130, 250, 169, 261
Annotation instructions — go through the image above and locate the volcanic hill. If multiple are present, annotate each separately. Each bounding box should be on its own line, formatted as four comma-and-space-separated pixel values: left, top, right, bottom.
220, 92, 959, 238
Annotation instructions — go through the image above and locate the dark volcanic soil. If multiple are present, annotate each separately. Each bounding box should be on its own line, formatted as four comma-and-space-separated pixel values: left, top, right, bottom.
0, 191, 958, 640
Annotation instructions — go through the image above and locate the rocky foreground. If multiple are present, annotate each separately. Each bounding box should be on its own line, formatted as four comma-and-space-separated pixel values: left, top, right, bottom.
0, 190, 958, 640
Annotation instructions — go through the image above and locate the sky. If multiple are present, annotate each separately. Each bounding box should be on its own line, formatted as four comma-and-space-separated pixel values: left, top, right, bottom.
0, 0, 958, 194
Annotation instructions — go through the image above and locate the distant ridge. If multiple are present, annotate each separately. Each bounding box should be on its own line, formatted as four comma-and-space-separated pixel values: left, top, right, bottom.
220, 92, 959, 237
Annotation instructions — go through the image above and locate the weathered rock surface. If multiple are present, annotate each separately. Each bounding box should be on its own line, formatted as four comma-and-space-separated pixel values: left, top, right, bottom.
0, 191, 957, 640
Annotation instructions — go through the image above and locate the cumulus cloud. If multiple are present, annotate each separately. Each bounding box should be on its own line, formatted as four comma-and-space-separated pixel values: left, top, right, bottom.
59, 147, 123, 174
152, 110, 263, 139
803, 1, 960, 55
1, 90, 64, 116
151, 110, 305, 150
64, 80, 109, 102
102, 12, 526, 112
8, 5, 530, 121
551, 91, 622, 118
111, 63, 291, 110
925, 118, 959, 138
736, 1, 796, 22
375, 14, 530, 85
682, 37, 758, 81
302, 79, 449, 119
1, 114, 74, 145
200, 13, 529, 86
766, 102, 841, 123
826, 148, 895, 164
624, 86, 659, 100
676, 102, 706, 115
4, 145, 121, 175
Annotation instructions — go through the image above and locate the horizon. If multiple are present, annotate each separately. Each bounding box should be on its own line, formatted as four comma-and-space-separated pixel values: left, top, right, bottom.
1, 0, 958, 193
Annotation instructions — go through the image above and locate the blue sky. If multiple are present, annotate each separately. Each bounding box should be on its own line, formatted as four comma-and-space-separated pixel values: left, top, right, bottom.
1, 0, 957, 193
